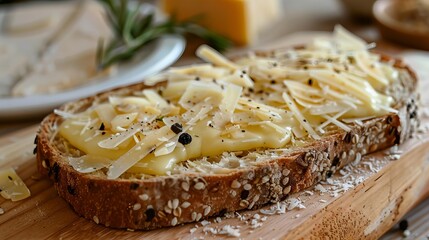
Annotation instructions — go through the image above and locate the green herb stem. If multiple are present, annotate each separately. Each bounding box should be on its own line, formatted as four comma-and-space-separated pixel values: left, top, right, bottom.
97, 0, 232, 70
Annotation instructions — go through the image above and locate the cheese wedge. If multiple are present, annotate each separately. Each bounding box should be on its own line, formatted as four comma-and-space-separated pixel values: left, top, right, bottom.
161, 0, 282, 45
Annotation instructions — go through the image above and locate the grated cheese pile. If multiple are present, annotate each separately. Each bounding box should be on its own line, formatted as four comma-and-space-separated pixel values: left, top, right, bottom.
57, 26, 401, 179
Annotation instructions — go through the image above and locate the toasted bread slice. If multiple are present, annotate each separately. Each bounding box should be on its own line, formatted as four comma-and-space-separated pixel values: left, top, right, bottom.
36, 31, 418, 230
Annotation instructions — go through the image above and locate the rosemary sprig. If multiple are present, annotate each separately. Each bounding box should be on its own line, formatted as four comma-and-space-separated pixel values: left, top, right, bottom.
97, 0, 232, 70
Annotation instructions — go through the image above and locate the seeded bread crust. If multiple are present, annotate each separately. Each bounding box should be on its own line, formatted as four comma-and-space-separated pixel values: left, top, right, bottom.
35, 56, 419, 230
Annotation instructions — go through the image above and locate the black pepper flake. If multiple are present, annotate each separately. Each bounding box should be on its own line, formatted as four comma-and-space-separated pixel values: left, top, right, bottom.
130, 183, 139, 190
241, 130, 245, 133
101, 132, 106, 135
67, 185, 76, 195
195, 77, 200, 81
99, 123, 105, 131
170, 123, 183, 134
178, 133, 192, 145
240, 190, 249, 199
8, 176, 12, 181
270, 80, 276, 84
307, 79, 313, 86
332, 156, 340, 167
399, 219, 408, 231
145, 208, 156, 222
326, 171, 333, 178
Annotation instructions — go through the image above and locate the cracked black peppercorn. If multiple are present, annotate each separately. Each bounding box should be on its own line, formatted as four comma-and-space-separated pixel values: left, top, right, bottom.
178, 133, 192, 145
99, 123, 105, 131
399, 219, 408, 231
170, 123, 183, 134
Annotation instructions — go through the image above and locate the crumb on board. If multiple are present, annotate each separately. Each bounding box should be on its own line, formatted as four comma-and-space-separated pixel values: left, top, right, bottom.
185, 143, 415, 238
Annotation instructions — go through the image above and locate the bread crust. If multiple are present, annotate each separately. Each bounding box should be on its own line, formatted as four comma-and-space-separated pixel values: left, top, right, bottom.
35, 55, 419, 230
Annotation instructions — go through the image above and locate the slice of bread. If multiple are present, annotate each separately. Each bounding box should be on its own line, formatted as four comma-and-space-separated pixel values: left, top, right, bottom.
37, 54, 418, 229
35, 53, 419, 230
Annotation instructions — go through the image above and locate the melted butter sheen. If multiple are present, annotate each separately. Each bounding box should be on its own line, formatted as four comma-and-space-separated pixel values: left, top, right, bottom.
59, 115, 291, 175
59, 119, 132, 159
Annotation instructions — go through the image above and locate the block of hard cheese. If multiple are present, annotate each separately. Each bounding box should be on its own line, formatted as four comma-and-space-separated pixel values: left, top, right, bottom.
161, 0, 282, 45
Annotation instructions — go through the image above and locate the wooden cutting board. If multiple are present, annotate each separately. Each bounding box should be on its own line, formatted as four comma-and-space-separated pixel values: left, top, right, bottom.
1, 38, 429, 240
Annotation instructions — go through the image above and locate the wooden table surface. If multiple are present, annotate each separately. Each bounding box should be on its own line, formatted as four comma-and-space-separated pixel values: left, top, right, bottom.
1, 0, 429, 239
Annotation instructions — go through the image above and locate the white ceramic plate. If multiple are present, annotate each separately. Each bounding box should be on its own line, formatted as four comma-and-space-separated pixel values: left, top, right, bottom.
0, 35, 185, 119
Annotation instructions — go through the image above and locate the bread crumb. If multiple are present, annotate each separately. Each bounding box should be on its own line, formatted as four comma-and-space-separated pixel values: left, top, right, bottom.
314, 184, 327, 193
403, 229, 411, 237
0, 207, 4, 215
200, 220, 211, 226
220, 225, 240, 237
304, 190, 314, 196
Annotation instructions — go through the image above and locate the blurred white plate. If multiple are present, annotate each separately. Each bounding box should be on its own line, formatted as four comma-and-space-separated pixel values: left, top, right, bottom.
0, 35, 185, 119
